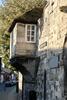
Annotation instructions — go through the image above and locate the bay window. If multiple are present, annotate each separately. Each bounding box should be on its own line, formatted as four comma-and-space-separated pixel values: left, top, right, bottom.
25, 24, 36, 43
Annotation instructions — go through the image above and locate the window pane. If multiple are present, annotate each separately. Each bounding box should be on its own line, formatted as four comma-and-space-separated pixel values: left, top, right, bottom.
32, 25, 35, 30
31, 31, 34, 36
27, 31, 30, 35
27, 36, 30, 41
31, 36, 34, 41
26, 24, 36, 42
27, 25, 30, 30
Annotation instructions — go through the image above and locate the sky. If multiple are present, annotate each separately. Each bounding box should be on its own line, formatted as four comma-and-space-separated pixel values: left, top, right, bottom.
0, 0, 3, 5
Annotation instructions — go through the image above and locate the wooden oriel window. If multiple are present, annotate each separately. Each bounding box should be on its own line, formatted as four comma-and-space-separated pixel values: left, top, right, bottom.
25, 24, 36, 43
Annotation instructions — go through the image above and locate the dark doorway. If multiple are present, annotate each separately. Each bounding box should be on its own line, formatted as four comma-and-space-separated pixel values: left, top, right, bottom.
29, 90, 36, 100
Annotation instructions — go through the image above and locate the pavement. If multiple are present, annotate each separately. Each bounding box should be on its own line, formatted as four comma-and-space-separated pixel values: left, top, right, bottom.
0, 83, 5, 91
0, 84, 21, 100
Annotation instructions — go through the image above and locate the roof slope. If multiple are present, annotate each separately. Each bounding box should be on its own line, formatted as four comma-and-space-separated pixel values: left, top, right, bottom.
8, 8, 43, 32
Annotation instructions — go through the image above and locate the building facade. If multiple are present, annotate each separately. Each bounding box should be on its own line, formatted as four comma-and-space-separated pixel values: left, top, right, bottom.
9, 8, 42, 100
37, 0, 67, 100
9, 0, 67, 100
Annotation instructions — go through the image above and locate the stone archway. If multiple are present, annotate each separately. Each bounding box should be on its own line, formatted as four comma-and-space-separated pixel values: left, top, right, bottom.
29, 90, 36, 100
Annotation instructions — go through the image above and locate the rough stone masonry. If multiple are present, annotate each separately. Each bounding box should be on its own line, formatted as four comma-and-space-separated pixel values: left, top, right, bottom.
36, 0, 67, 100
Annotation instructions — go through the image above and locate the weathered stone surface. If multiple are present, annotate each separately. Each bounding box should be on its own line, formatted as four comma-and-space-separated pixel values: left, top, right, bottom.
37, 0, 67, 100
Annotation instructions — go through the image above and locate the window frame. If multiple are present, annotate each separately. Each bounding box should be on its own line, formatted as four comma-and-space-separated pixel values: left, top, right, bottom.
25, 24, 36, 43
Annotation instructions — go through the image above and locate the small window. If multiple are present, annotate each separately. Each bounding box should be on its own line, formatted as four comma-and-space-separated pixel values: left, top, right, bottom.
25, 24, 36, 43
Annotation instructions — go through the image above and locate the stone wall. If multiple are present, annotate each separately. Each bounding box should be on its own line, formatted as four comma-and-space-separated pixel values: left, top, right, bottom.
36, 58, 47, 100
46, 67, 64, 100
37, 0, 67, 100
23, 82, 35, 100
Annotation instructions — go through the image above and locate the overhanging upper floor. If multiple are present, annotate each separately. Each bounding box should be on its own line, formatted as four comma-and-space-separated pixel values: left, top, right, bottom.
9, 8, 44, 59
10, 55, 40, 79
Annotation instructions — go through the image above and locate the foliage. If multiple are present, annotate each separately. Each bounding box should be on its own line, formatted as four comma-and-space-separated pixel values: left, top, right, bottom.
0, 0, 46, 68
